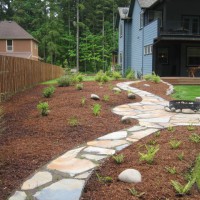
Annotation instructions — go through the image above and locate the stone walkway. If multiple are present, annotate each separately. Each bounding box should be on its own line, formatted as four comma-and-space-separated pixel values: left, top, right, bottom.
9, 81, 200, 200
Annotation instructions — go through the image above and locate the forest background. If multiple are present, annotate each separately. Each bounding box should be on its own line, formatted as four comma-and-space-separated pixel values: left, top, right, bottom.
0, 0, 130, 72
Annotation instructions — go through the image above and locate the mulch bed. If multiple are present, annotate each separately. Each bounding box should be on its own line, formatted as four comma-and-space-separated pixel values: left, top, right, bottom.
81, 80, 200, 200
0, 81, 140, 200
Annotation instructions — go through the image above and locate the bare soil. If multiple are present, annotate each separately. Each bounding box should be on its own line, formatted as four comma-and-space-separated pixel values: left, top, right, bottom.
0, 81, 140, 200
81, 81, 200, 200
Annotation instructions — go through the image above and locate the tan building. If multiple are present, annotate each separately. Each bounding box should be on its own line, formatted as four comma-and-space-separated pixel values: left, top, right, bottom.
0, 21, 39, 61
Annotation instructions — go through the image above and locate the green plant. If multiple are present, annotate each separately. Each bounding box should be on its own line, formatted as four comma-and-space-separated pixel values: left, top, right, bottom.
192, 155, 200, 189
151, 74, 161, 83
143, 72, 161, 83
169, 140, 182, 149
57, 75, 72, 87
73, 73, 84, 83
189, 133, 200, 143
187, 123, 196, 131
37, 102, 49, 116
112, 71, 122, 80
147, 139, 157, 145
154, 131, 161, 137
42, 86, 55, 98
103, 95, 109, 101
171, 179, 196, 196
165, 166, 177, 174
112, 154, 124, 164
95, 70, 109, 83
128, 188, 145, 197
126, 69, 135, 80
81, 97, 86, 106
92, 104, 101, 116
76, 83, 83, 90
96, 173, 113, 183
139, 145, 159, 164
167, 125, 175, 132
114, 90, 121, 95
143, 74, 152, 81
177, 152, 184, 161
68, 116, 79, 126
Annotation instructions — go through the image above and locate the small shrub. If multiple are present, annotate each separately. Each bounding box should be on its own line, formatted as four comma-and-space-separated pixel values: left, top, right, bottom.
81, 97, 86, 106
42, 86, 55, 98
165, 166, 177, 174
103, 95, 109, 101
57, 76, 72, 87
114, 90, 121, 95
187, 123, 196, 131
112, 154, 124, 164
37, 102, 49, 116
154, 131, 161, 137
95, 70, 109, 83
143, 73, 161, 83
92, 104, 101, 116
189, 133, 200, 143
126, 69, 135, 80
177, 152, 184, 161
144, 74, 152, 81
76, 83, 83, 90
192, 155, 200, 189
128, 188, 145, 197
171, 179, 196, 196
147, 140, 157, 145
68, 116, 79, 126
151, 74, 161, 83
112, 71, 122, 80
101, 74, 109, 83
73, 73, 84, 83
167, 125, 175, 132
96, 173, 113, 183
169, 139, 181, 149
139, 145, 159, 164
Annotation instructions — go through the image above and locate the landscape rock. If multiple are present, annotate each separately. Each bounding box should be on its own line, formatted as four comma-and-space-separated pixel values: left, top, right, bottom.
121, 116, 132, 124
112, 87, 121, 92
91, 94, 100, 100
171, 107, 176, 112
128, 93, 136, 99
196, 97, 200, 102
118, 169, 142, 183
175, 109, 181, 113
164, 106, 171, 112
182, 109, 195, 114
144, 84, 150, 87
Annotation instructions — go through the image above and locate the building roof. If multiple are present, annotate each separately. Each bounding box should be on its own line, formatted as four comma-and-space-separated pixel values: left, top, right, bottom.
138, 0, 159, 8
0, 52, 32, 59
0, 21, 37, 42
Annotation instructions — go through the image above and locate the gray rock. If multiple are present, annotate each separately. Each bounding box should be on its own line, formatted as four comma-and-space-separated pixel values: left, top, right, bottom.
182, 109, 195, 114
175, 109, 181, 113
144, 84, 150, 87
196, 97, 200, 102
164, 106, 171, 112
118, 169, 142, 183
128, 93, 136, 99
9, 191, 27, 200
121, 116, 132, 124
171, 107, 176, 112
112, 87, 121, 92
91, 94, 100, 100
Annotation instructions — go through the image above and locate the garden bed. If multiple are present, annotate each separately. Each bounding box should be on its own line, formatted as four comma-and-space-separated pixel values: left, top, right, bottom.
0, 81, 140, 199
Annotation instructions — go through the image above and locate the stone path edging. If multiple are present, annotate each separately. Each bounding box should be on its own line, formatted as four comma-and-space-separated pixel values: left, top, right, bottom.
9, 81, 200, 200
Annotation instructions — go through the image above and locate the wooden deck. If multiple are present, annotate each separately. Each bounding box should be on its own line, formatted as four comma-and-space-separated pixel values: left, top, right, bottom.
161, 77, 200, 85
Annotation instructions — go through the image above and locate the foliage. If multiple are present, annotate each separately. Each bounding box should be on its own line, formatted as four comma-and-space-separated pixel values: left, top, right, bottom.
154, 131, 161, 137
95, 71, 109, 83
189, 133, 200, 143
139, 145, 159, 164
177, 152, 184, 161
68, 116, 79, 126
143, 74, 152, 81
147, 140, 157, 145
165, 166, 177, 174
187, 123, 196, 131
112, 154, 124, 164
192, 155, 200, 189
167, 126, 175, 132
112, 71, 121, 80
128, 188, 145, 197
171, 179, 196, 196
169, 140, 182, 149
81, 97, 86, 106
42, 86, 55, 98
103, 95, 109, 101
126, 69, 135, 80
144, 73, 161, 83
57, 76, 72, 87
73, 73, 84, 83
96, 173, 113, 183
92, 104, 101, 116
37, 102, 49, 116
76, 83, 84, 90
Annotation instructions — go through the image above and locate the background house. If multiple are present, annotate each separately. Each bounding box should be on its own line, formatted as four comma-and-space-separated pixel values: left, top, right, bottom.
0, 21, 39, 61
118, 0, 200, 77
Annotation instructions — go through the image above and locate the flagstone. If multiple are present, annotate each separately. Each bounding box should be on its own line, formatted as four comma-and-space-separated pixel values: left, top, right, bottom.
9, 191, 27, 200
75, 171, 92, 179
127, 126, 147, 132
47, 158, 96, 175
115, 143, 131, 151
59, 147, 85, 159
126, 138, 139, 143
88, 140, 128, 149
129, 128, 158, 139
98, 131, 127, 140
21, 171, 52, 190
80, 154, 107, 161
34, 179, 85, 200
83, 146, 115, 155
140, 117, 170, 123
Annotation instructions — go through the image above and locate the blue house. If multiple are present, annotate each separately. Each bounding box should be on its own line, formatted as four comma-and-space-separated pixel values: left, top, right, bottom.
118, 0, 200, 77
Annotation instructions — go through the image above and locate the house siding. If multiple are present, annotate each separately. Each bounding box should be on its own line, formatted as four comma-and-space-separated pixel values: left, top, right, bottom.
118, 19, 124, 70
143, 20, 159, 74
131, 0, 143, 76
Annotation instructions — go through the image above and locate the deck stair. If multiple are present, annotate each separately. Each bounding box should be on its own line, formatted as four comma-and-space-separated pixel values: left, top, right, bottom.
161, 77, 200, 85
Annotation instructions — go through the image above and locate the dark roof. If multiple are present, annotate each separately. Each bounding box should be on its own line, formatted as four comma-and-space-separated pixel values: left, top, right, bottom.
138, 0, 159, 8
0, 21, 38, 42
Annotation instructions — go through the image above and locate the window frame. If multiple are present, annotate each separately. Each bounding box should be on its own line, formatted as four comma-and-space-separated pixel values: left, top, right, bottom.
187, 47, 200, 66
6, 40, 13, 52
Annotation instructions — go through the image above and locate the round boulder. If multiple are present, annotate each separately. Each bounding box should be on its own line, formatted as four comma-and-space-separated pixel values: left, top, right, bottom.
112, 87, 121, 92
128, 93, 136, 99
91, 94, 100, 100
121, 116, 132, 124
118, 169, 142, 183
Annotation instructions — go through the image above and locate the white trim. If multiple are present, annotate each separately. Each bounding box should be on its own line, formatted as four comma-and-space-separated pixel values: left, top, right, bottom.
6, 40, 13, 52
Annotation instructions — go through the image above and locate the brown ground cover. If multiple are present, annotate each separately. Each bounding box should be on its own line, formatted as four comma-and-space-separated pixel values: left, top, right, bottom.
0, 81, 140, 199
82, 81, 200, 200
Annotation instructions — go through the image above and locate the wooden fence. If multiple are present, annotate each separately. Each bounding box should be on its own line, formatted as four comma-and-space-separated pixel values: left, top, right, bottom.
0, 55, 65, 101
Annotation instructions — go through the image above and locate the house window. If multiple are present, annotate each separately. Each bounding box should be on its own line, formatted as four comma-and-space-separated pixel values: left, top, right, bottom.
158, 48, 168, 64
148, 10, 162, 26
119, 23, 123, 37
144, 45, 153, 55
7, 40, 13, 51
140, 10, 144, 29
187, 47, 200, 66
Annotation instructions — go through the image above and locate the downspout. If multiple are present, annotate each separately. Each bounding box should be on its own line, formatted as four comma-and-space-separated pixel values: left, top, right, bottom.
141, 10, 145, 77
